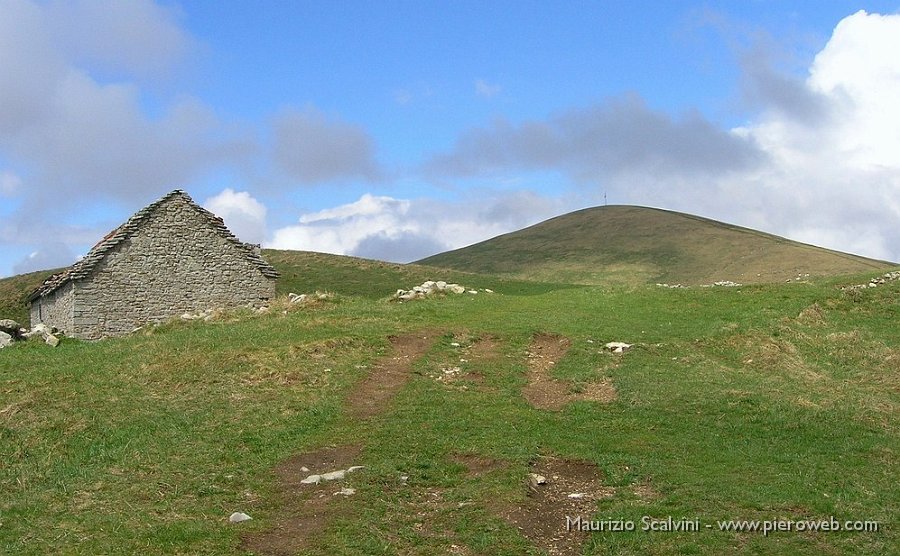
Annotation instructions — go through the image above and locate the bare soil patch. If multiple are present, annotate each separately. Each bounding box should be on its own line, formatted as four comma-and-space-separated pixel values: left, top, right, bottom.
577, 379, 618, 404
241, 444, 363, 555
522, 333, 572, 410
522, 333, 617, 410
459, 333, 502, 387
244, 332, 438, 554
346, 331, 438, 419
452, 453, 507, 478
500, 456, 616, 555
433, 332, 502, 390
467, 333, 501, 362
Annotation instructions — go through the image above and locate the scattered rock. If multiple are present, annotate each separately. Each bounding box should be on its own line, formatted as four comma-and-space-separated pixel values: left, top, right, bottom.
321, 470, 346, 481
288, 293, 308, 304
17, 323, 61, 347
529, 473, 547, 487
842, 270, 900, 292
23, 323, 51, 339
438, 366, 462, 382
334, 487, 356, 496
393, 280, 473, 301
604, 341, 632, 354
178, 307, 228, 321
500, 456, 616, 556
0, 319, 24, 340
300, 465, 364, 485
0, 331, 12, 349
229, 512, 252, 523
242, 444, 362, 554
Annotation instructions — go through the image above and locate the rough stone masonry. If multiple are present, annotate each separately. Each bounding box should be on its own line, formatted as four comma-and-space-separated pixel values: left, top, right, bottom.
27, 190, 278, 340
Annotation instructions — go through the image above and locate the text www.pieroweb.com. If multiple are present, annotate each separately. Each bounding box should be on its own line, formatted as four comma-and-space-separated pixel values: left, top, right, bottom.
565, 515, 881, 536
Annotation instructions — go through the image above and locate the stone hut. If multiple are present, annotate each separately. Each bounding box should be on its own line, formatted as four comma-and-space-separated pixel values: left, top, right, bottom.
27, 189, 278, 340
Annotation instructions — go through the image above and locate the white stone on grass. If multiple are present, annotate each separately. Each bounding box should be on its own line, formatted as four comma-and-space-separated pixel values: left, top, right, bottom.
229, 512, 252, 523
321, 470, 346, 481
604, 341, 632, 354
0, 319, 22, 340
300, 465, 364, 485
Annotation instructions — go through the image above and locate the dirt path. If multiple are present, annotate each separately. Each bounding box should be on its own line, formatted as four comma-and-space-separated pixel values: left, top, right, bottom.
522, 333, 617, 410
346, 332, 439, 419
502, 456, 616, 555
241, 332, 437, 554
522, 333, 573, 410
241, 445, 362, 556
433, 332, 502, 389
455, 453, 615, 556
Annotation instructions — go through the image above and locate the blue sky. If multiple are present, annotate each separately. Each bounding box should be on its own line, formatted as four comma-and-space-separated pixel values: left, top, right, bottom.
2, 0, 900, 277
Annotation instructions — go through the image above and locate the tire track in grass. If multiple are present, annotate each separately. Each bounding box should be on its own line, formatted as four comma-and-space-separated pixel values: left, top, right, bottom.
522, 332, 617, 410
241, 332, 438, 554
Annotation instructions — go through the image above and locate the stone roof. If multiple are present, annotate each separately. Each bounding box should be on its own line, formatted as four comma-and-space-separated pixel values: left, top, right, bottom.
28, 189, 279, 301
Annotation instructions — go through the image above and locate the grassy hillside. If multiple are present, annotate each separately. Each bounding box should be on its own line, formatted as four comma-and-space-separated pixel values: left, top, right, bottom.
0, 269, 58, 325
0, 251, 573, 326
1, 265, 897, 554
417, 205, 895, 286
264, 249, 574, 298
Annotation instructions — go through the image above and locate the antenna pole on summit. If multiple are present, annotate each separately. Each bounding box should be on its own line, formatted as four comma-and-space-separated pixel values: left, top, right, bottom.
604, 192, 607, 206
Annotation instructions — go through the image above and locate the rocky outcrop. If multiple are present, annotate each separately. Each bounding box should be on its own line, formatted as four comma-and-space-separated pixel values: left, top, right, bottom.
842, 270, 900, 292
393, 281, 488, 301
0, 322, 61, 349
0, 319, 25, 341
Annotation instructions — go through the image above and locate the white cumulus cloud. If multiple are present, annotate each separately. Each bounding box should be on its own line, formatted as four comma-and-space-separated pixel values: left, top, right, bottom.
271, 191, 567, 263
720, 10, 900, 261
203, 188, 268, 245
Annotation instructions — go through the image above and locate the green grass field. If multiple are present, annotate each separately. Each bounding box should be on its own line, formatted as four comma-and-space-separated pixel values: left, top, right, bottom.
1, 256, 896, 554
